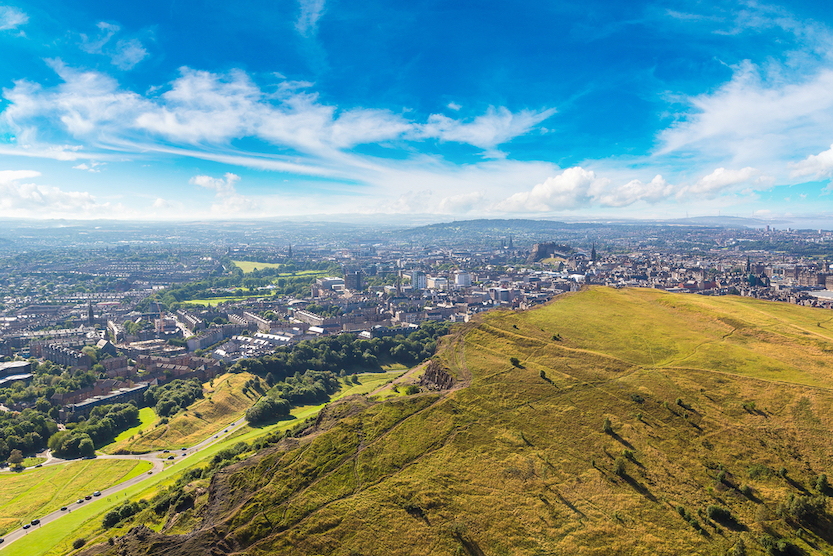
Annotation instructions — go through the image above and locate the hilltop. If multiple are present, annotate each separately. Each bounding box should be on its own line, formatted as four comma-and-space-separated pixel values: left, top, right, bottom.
82, 287, 833, 556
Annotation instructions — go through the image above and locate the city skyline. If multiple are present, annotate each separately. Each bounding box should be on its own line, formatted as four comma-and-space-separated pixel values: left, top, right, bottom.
2, 0, 833, 221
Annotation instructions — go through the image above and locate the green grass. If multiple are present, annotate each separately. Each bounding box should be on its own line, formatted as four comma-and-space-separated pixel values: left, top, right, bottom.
64, 286, 833, 556
231, 261, 331, 277
0, 460, 151, 537
99, 408, 157, 454
20, 457, 46, 468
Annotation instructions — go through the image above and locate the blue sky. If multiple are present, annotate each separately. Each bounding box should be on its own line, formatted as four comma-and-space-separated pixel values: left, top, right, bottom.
1, 0, 833, 222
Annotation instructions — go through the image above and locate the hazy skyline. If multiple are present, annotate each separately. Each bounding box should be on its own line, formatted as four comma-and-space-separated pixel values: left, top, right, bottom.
1, 0, 833, 221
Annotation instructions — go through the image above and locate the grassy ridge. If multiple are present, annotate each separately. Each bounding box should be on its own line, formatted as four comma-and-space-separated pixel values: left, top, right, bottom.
106, 373, 260, 454
92, 286, 833, 556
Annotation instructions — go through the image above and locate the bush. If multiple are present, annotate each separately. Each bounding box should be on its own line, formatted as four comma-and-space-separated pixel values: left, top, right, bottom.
72, 538, 86, 549
613, 457, 626, 476
602, 417, 613, 435
816, 473, 829, 494
777, 493, 827, 524
403, 385, 419, 395
509, 357, 521, 368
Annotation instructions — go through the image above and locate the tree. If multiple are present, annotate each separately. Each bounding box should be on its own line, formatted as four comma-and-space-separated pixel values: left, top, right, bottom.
8, 448, 24, 467
510, 357, 521, 368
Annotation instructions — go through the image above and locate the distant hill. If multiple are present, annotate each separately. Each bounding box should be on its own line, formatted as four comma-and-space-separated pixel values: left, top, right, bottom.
86, 288, 833, 555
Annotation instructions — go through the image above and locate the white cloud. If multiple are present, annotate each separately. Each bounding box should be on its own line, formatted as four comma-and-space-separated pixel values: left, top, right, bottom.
296, 0, 325, 37
595, 175, 673, 207
437, 191, 484, 213
447, 102, 461, 111
110, 38, 148, 70
684, 167, 758, 197
72, 160, 104, 172
656, 56, 833, 175
80, 22, 147, 70
190, 172, 256, 214
0, 169, 118, 217
418, 106, 556, 150
0, 5, 27, 31
791, 144, 833, 179
498, 167, 605, 212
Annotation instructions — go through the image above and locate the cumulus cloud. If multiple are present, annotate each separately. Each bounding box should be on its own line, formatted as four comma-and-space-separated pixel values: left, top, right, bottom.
447, 102, 461, 111
0, 169, 116, 217
0, 5, 27, 31
683, 167, 758, 197
190, 172, 256, 214
791, 144, 833, 179
498, 167, 606, 212
595, 175, 673, 207
296, 0, 326, 36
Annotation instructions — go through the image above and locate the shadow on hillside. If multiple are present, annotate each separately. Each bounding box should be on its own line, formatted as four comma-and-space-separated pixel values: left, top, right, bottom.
455, 535, 486, 556
610, 432, 634, 450
552, 490, 586, 518
621, 473, 657, 503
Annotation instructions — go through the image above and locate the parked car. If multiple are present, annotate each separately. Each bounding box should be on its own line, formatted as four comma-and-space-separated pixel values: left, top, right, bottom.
61, 506, 67, 511
30, 519, 39, 526
84, 495, 92, 500
0, 536, 5, 543
93, 491, 101, 497
167, 455, 174, 460
34, 463, 42, 468
22, 524, 30, 529
77, 499, 83, 504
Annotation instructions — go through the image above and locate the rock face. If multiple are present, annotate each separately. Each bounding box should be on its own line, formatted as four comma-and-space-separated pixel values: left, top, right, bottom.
527, 243, 572, 263
420, 360, 454, 390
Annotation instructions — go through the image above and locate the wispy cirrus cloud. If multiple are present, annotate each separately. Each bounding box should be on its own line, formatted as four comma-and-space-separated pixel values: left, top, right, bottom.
296, 0, 325, 37
0, 5, 27, 32
80, 22, 148, 70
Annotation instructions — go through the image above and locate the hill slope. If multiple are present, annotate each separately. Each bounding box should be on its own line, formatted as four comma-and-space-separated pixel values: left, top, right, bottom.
86, 287, 833, 556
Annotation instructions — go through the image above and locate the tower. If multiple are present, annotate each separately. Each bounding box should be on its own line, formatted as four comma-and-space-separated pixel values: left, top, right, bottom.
87, 300, 94, 326
288, 244, 292, 258
591, 242, 596, 263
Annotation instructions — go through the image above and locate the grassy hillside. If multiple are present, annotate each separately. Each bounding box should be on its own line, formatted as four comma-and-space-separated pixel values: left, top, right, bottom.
107, 372, 260, 454
81, 288, 833, 556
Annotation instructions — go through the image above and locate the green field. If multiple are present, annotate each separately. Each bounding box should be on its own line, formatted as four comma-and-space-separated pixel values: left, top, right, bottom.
99, 408, 158, 453
0, 459, 151, 537
67, 286, 833, 556
231, 261, 330, 277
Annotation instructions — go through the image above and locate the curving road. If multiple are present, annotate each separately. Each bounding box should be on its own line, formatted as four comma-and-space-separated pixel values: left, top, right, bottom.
0, 417, 249, 551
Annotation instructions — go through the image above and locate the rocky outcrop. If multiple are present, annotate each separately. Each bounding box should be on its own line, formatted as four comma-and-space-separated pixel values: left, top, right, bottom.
420, 360, 454, 390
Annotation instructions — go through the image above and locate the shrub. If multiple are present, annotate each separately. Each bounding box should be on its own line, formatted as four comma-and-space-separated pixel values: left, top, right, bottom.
630, 393, 644, 404
740, 484, 752, 496
816, 473, 829, 494
748, 464, 771, 479
613, 457, 626, 476
403, 385, 419, 395
509, 357, 521, 368
72, 538, 86, 550
602, 417, 613, 434
777, 493, 827, 524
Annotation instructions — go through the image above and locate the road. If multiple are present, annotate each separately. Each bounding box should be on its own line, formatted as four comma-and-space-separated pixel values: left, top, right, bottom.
0, 417, 249, 550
